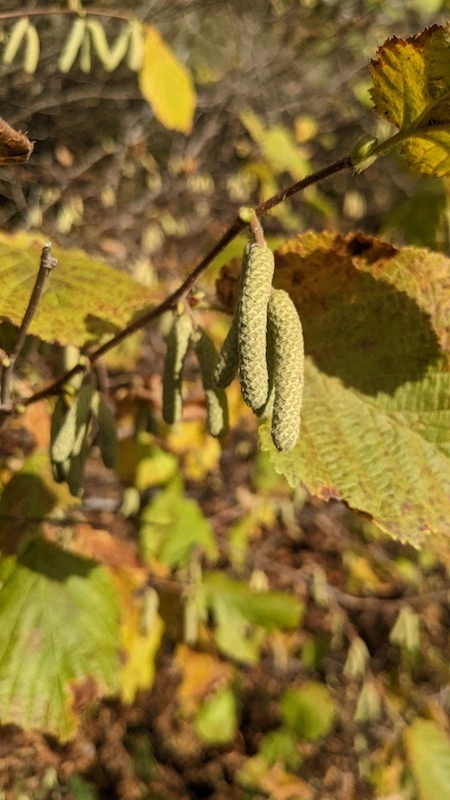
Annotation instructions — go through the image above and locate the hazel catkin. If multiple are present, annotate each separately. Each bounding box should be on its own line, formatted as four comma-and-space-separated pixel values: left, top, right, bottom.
267, 289, 304, 452
238, 242, 274, 413
192, 328, 229, 438
162, 312, 192, 425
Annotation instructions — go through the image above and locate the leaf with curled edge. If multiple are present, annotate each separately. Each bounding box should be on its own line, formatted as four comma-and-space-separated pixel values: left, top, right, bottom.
370, 24, 450, 175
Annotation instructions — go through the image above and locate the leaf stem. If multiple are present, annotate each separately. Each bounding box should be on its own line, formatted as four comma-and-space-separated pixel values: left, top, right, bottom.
1, 242, 57, 407
20, 154, 352, 409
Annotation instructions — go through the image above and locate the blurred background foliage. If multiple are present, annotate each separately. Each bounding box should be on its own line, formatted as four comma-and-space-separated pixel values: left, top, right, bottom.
1, 1, 450, 799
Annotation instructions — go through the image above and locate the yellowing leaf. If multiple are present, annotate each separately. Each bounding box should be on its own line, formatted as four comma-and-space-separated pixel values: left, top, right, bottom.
405, 718, 450, 800
370, 26, 450, 175
237, 755, 313, 800
166, 421, 222, 480
0, 232, 158, 348
246, 230, 450, 544
120, 590, 164, 705
175, 644, 234, 717
0, 538, 121, 740
138, 25, 196, 133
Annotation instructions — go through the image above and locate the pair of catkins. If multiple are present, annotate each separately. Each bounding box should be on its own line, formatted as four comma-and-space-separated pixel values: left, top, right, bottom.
162, 237, 304, 452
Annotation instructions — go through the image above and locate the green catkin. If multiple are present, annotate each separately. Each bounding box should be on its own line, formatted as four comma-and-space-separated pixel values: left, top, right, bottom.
86, 19, 131, 72
162, 312, 192, 425
126, 22, 144, 72
267, 289, 304, 452
214, 311, 239, 388
238, 242, 275, 412
3, 18, 29, 65
58, 17, 87, 73
96, 394, 118, 468
51, 383, 94, 463
23, 23, 40, 75
192, 328, 229, 438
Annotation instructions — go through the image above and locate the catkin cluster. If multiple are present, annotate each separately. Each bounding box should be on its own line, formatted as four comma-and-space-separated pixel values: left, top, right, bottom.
161, 310, 228, 438
215, 240, 304, 452
50, 379, 117, 496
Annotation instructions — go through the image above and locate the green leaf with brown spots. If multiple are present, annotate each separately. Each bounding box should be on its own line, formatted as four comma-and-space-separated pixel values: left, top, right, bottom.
370, 25, 450, 176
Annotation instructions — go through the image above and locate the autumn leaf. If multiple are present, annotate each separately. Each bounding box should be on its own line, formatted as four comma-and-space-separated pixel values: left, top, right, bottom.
217, 231, 450, 543
370, 25, 450, 175
405, 718, 450, 800
0, 232, 158, 348
138, 25, 196, 134
0, 538, 121, 741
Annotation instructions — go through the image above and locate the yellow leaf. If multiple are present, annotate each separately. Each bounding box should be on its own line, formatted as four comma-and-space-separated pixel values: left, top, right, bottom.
138, 25, 195, 133
166, 421, 222, 480
175, 643, 234, 717
370, 25, 450, 176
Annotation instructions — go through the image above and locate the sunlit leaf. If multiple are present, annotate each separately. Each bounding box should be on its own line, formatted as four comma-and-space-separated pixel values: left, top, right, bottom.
234, 230, 450, 545
370, 25, 450, 175
138, 25, 195, 133
0, 538, 120, 740
0, 232, 157, 348
405, 718, 450, 800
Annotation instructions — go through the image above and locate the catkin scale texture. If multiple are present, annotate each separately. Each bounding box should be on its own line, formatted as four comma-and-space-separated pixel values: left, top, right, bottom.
267, 289, 304, 452
238, 242, 275, 412
162, 313, 192, 424
193, 329, 229, 438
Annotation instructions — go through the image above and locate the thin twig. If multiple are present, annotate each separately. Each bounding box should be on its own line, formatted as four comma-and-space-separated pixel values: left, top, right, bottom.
20, 155, 352, 409
0, 7, 137, 23
1, 242, 57, 407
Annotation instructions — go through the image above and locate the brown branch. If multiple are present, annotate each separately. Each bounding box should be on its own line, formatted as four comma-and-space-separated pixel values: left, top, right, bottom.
20, 155, 352, 409
1, 242, 57, 407
0, 7, 137, 23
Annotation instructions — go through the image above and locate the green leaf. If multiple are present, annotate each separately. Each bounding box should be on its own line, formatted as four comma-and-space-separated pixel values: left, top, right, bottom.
370, 25, 450, 176
138, 25, 195, 133
280, 683, 335, 741
253, 231, 450, 544
259, 728, 302, 770
202, 572, 302, 664
0, 538, 121, 740
139, 480, 218, 568
0, 231, 157, 348
194, 685, 237, 745
405, 718, 450, 800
